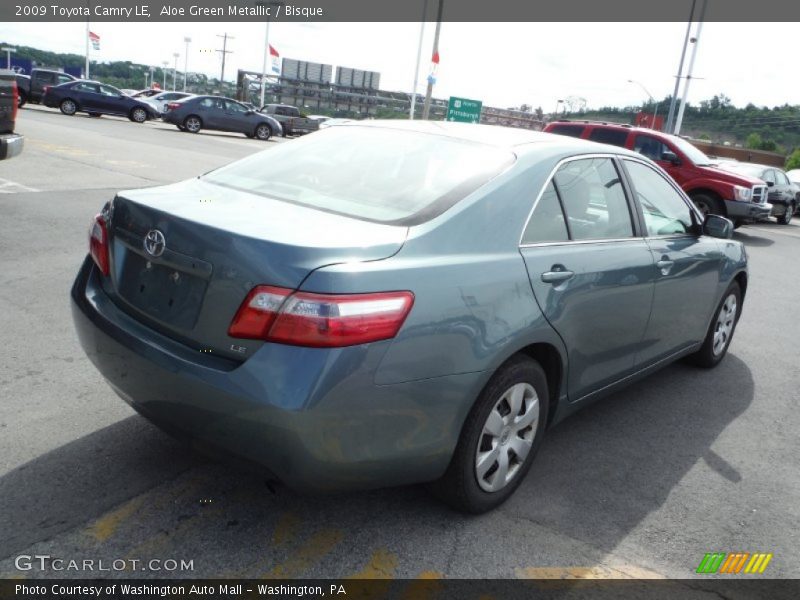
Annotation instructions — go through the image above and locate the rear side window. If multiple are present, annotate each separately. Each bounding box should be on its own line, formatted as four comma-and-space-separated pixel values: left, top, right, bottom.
522, 182, 569, 244
204, 126, 516, 225
548, 124, 585, 138
554, 158, 635, 240
57, 75, 73, 84
588, 128, 628, 147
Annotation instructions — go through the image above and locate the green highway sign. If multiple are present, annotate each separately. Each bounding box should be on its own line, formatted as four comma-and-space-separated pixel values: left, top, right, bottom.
446, 96, 483, 123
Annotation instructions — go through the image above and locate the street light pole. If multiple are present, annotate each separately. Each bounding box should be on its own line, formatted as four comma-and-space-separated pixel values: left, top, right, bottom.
674, 0, 707, 136
183, 37, 191, 92
410, 0, 429, 120
628, 79, 658, 129
173, 52, 180, 91
666, 0, 697, 134
162, 61, 168, 89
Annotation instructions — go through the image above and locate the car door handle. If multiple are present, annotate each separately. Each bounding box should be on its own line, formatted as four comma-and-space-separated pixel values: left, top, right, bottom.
656, 259, 674, 275
541, 269, 575, 284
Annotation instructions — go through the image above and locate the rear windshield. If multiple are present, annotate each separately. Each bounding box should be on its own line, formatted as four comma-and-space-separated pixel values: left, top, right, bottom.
203, 126, 516, 225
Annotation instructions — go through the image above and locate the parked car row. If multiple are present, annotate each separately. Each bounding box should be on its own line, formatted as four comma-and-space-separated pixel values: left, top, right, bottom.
543, 120, 798, 227
27, 77, 289, 141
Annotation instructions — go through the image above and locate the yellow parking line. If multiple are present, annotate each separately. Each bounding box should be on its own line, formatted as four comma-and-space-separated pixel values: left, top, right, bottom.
86, 496, 145, 543
262, 529, 344, 578
346, 548, 399, 579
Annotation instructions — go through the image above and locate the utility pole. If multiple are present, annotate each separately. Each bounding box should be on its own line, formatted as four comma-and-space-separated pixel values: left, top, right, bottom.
674, 0, 707, 136
183, 37, 191, 92
85, 1, 91, 79
665, 0, 697, 134
1, 47, 16, 70
422, 0, 443, 120
173, 52, 180, 91
410, 0, 429, 119
216, 33, 235, 85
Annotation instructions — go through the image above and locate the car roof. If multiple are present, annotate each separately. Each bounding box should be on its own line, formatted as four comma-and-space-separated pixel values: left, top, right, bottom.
341, 120, 547, 147
339, 120, 634, 154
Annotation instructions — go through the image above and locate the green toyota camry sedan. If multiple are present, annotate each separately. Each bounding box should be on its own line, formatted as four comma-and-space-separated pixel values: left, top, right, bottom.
72, 121, 747, 513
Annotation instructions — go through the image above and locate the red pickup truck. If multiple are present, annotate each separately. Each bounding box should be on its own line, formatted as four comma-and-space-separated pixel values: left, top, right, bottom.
544, 121, 771, 226
0, 70, 23, 160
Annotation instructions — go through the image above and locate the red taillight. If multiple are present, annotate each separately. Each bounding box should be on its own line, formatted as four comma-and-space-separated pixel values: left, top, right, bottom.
228, 286, 414, 347
89, 214, 110, 276
167, 102, 180, 110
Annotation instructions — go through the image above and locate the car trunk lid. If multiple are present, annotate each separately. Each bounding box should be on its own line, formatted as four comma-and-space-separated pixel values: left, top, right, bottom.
104, 178, 408, 361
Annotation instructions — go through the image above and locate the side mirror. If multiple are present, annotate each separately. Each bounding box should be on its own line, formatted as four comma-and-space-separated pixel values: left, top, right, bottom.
703, 214, 733, 239
766, 181, 775, 188
661, 151, 681, 166
245, 110, 254, 115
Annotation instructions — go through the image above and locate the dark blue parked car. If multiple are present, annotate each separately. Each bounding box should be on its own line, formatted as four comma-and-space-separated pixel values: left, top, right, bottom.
71, 122, 748, 513
43, 80, 159, 122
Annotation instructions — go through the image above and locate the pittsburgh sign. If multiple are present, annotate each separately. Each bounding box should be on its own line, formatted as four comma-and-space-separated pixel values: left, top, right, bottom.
446, 96, 483, 124
696, 552, 773, 574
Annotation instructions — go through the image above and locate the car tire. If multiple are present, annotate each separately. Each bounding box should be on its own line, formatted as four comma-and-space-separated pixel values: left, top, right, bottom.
88, 112, 102, 118
686, 282, 742, 369
777, 203, 794, 225
18, 92, 27, 108
733, 220, 744, 229
429, 355, 549, 514
691, 193, 723, 217
129, 107, 148, 123
59, 99, 78, 116
255, 123, 272, 141
184, 115, 202, 133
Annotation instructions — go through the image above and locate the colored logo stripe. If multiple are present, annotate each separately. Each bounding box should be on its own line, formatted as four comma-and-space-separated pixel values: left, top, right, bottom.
697, 553, 726, 574
745, 553, 773, 574
697, 552, 772, 574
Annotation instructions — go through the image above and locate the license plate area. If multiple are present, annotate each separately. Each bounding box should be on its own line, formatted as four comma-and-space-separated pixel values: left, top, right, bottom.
117, 251, 207, 330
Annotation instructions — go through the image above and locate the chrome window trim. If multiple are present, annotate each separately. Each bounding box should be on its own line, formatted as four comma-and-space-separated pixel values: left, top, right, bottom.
518, 153, 641, 247
520, 237, 647, 249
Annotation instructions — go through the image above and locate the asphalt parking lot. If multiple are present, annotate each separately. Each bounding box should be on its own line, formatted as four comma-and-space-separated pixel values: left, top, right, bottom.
1, 105, 799, 583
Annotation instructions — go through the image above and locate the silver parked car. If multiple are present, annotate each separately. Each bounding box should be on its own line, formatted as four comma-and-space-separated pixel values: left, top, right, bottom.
72, 122, 747, 513
140, 91, 194, 115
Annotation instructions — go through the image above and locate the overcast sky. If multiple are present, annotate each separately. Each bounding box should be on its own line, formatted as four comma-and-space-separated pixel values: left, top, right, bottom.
1, 21, 798, 111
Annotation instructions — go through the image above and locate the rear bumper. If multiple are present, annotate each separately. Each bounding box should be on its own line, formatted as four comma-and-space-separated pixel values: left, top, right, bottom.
724, 200, 772, 222
0, 133, 23, 160
71, 257, 478, 492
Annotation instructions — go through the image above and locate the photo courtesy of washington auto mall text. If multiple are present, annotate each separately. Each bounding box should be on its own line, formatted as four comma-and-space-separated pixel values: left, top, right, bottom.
2, 0, 800, 599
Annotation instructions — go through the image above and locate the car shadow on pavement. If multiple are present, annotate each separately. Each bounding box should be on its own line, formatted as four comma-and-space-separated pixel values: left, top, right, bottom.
733, 230, 774, 247
507, 353, 754, 553
0, 416, 205, 559
0, 354, 753, 577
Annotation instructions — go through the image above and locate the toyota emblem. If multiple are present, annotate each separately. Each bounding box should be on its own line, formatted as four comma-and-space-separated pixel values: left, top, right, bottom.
143, 229, 166, 257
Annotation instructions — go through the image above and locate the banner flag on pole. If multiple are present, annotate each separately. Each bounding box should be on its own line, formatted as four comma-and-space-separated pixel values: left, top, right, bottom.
427, 51, 439, 85
269, 44, 280, 75
89, 31, 100, 51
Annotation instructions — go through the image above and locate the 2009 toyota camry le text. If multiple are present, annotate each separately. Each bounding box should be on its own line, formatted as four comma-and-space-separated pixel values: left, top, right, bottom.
71, 121, 747, 513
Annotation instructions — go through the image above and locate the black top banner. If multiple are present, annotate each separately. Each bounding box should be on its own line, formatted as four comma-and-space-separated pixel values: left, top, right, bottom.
4, 0, 800, 22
